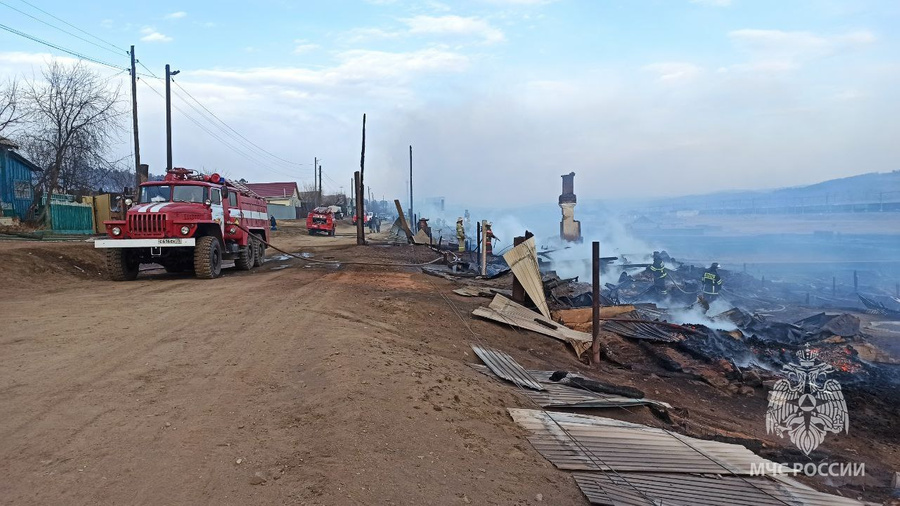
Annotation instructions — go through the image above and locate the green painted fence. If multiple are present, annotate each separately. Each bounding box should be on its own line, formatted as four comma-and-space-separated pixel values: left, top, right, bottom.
49, 199, 93, 234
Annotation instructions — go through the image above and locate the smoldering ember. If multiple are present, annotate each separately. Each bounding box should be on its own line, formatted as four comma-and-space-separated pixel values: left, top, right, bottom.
2, 2, 900, 505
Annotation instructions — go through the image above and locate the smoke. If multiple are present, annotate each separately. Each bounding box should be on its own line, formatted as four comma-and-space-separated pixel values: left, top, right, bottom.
667, 303, 739, 332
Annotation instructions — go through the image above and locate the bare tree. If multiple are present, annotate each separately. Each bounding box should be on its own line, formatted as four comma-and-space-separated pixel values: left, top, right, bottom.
0, 78, 22, 136
20, 61, 123, 226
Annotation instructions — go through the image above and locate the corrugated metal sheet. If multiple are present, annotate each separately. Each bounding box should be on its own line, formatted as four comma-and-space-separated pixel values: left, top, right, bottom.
572, 473, 870, 506
470, 364, 668, 409
510, 409, 869, 506
471, 345, 544, 391
502, 237, 550, 318
508, 409, 792, 475
522, 383, 664, 409
601, 310, 683, 342
473, 294, 593, 357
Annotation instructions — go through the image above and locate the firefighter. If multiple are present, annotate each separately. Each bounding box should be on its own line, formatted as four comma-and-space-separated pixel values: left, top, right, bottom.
269, 215, 277, 231
456, 217, 465, 252
701, 262, 723, 298
648, 251, 668, 296
484, 222, 499, 256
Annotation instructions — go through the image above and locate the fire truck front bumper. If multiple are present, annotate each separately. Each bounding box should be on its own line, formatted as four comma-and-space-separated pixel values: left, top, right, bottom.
94, 238, 197, 248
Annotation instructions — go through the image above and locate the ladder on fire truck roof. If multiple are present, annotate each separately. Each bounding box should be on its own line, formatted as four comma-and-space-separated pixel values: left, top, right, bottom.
227, 178, 261, 199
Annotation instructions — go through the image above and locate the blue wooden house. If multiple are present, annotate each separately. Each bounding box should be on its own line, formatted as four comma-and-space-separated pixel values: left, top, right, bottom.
0, 136, 39, 220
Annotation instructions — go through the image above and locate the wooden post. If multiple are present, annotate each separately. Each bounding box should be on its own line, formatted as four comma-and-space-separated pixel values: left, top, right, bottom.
511, 235, 525, 304
409, 145, 414, 232
476, 222, 481, 260
480, 220, 488, 276
355, 171, 364, 245
356, 114, 366, 245
591, 241, 602, 366
129, 46, 141, 190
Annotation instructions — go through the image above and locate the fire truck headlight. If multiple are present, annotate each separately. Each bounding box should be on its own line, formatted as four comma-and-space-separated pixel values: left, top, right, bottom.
111, 226, 122, 236
229, 227, 236, 234
124, 198, 133, 206
180, 226, 190, 235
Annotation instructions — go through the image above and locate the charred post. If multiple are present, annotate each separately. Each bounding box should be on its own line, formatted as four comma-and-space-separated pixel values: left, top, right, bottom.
591, 241, 601, 366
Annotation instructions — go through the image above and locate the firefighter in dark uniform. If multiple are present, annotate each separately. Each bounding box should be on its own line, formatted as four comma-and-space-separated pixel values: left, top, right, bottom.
648, 251, 668, 297
701, 262, 723, 299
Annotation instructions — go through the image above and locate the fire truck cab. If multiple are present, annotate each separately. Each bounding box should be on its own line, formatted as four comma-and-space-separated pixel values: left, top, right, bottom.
95, 168, 270, 280
306, 206, 336, 236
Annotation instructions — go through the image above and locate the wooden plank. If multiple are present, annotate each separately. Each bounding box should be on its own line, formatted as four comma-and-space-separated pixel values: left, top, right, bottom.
473, 294, 592, 357
393, 199, 414, 243
502, 236, 550, 318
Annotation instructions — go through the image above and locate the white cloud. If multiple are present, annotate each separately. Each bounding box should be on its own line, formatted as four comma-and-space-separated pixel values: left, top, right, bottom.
725, 29, 876, 73
193, 48, 468, 92
643, 62, 702, 82
293, 40, 320, 54
140, 27, 173, 43
165, 11, 187, 20
343, 27, 403, 43
481, 0, 556, 4
690, 0, 732, 6
402, 15, 505, 44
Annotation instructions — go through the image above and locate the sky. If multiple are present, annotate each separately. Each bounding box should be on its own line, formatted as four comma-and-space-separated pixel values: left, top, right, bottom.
0, 0, 898, 208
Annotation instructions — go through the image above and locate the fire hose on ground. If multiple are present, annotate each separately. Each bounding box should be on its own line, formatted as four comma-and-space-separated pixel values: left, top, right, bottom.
234, 222, 445, 268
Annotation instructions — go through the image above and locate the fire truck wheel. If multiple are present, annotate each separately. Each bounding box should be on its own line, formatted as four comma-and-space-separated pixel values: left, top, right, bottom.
234, 242, 254, 271
194, 236, 223, 279
254, 237, 265, 267
106, 249, 139, 281
329, 227, 335, 237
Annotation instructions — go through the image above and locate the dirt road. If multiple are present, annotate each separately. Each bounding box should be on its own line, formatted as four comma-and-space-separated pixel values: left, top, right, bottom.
0, 225, 587, 505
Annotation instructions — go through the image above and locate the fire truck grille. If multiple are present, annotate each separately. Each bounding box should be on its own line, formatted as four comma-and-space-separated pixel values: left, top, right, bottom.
129, 213, 167, 237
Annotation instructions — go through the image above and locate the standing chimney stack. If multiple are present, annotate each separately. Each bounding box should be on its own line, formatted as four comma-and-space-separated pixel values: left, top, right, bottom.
559, 172, 582, 242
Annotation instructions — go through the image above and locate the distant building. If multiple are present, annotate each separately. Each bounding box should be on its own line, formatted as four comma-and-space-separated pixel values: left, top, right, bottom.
0, 136, 40, 220
244, 182, 303, 220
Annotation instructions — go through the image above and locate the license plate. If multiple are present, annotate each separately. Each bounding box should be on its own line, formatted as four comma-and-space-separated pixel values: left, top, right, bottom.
158, 238, 184, 245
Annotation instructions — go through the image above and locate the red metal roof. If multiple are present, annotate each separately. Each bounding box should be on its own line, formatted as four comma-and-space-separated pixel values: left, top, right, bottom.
243, 182, 300, 199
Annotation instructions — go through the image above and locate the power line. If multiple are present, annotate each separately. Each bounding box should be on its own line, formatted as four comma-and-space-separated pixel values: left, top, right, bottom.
0, 22, 125, 71
169, 86, 307, 177
141, 78, 310, 182
171, 78, 304, 168
15, 0, 126, 54
0, 1, 126, 57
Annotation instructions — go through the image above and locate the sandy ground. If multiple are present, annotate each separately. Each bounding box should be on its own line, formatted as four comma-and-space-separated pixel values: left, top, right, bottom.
1, 220, 898, 504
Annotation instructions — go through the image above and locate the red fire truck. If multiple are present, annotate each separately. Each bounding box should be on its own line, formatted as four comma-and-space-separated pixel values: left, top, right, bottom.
306, 206, 336, 236
95, 168, 270, 280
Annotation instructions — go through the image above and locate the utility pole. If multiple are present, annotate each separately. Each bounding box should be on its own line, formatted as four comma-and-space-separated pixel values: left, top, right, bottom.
409, 145, 414, 232
129, 45, 141, 190
356, 114, 366, 245
318, 164, 322, 207
313, 157, 317, 207
165, 64, 180, 171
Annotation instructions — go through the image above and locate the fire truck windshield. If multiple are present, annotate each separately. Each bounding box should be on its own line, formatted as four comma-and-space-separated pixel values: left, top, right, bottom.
172, 186, 206, 203
139, 185, 208, 204
140, 185, 170, 203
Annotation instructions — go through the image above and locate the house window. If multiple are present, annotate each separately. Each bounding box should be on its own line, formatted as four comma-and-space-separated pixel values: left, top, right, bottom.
14, 181, 31, 200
